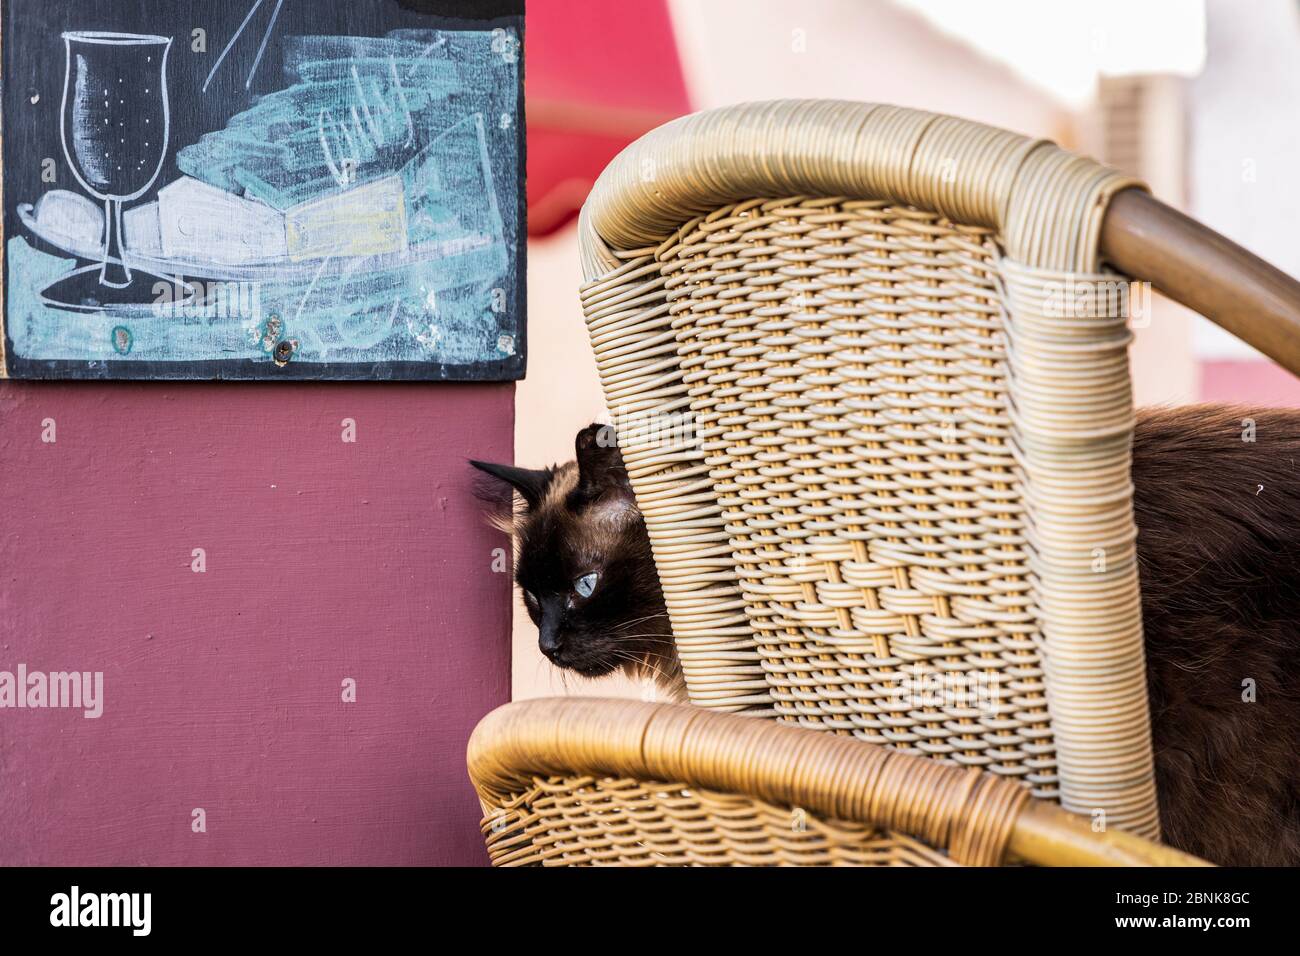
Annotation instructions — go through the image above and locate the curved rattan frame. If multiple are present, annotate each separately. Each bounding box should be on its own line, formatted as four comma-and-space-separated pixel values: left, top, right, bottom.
469, 698, 1207, 866
576, 100, 1158, 836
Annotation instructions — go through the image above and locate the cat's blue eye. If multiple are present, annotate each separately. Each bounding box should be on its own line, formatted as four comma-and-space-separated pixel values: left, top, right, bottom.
575, 572, 598, 598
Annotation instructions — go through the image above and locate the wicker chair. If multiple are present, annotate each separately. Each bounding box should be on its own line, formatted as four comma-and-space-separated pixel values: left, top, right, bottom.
469, 101, 1300, 866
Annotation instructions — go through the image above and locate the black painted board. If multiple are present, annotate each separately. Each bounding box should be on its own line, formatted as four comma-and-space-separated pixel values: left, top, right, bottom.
1, 0, 525, 380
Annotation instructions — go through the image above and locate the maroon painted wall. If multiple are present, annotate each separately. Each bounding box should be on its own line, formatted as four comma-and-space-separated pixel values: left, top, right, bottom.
0, 380, 513, 865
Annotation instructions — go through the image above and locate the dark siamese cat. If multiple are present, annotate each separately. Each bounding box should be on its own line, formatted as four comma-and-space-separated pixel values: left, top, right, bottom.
472, 424, 683, 695
473, 407, 1300, 866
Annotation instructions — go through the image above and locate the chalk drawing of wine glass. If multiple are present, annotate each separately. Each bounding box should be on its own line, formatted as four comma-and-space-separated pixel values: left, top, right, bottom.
51, 31, 172, 303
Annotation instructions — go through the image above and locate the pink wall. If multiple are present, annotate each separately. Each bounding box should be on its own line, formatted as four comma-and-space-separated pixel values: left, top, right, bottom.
1201, 359, 1300, 407
0, 380, 513, 866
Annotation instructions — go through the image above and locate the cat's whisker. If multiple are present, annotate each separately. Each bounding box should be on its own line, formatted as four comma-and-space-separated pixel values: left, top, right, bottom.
600, 648, 676, 684
613, 612, 670, 631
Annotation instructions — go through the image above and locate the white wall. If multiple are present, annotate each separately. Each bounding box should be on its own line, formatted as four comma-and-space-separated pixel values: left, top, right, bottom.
1189, 0, 1300, 359
669, 0, 1070, 137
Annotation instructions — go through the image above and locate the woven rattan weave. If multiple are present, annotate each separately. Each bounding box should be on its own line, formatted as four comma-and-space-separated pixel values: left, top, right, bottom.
576, 102, 1156, 837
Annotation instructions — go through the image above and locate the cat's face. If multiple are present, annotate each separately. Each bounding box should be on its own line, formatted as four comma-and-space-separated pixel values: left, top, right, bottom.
472, 424, 673, 679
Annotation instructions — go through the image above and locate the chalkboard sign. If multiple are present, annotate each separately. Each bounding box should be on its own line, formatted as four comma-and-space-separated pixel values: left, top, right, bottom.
0, 0, 525, 380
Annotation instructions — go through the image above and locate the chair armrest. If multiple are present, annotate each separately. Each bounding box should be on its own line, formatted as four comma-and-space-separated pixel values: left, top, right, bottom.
468, 697, 1209, 866
1102, 188, 1300, 379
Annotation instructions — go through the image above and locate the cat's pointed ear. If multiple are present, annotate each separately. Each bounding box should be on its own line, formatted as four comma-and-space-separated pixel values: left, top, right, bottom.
574, 423, 632, 502
469, 460, 553, 509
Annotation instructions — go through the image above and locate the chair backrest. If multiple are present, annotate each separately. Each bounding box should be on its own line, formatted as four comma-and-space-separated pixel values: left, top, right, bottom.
577, 101, 1166, 837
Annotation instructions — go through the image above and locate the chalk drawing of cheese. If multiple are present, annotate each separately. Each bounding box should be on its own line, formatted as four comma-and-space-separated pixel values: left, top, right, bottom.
284, 175, 409, 262
157, 176, 289, 264
27, 173, 418, 272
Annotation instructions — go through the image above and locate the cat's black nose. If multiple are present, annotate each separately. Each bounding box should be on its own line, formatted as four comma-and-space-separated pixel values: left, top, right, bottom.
539, 621, 564, 660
